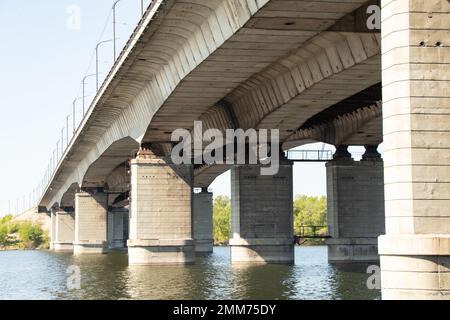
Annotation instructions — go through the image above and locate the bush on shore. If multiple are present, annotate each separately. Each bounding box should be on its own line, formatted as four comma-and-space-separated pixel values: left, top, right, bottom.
0, 215, 49, 249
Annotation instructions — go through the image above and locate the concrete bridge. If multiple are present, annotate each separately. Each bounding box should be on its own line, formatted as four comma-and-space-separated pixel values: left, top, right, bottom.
39, 0, 450, 299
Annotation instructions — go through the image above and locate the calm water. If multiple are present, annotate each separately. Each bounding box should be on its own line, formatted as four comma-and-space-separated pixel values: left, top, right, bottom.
0, 246, 380, 300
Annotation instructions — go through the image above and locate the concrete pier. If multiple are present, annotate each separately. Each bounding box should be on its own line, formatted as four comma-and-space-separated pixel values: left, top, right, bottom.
108, 208, 129, 249
379, 0, 450, 299
49, 209, 56, 250
229, 159, 294, 264
53, 210, 75, 252
73, 191, 108, 254
127, 150, 195, 265
193, 188, 214, 253
326, 145, 385, 262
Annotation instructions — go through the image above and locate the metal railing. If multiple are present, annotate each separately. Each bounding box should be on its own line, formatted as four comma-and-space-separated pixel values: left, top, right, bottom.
286, 150, 334, 162
295, 225, 330, 243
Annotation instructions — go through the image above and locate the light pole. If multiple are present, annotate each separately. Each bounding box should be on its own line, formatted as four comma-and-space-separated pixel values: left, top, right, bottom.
66, 115, 70, 147
72, 97, 83, 134
82, 74, 96, 115
112, 0, 124, 62
53, 150, 56, 172
61, 128, 64, 155
141, 0, 145, 17
95, 39, 113, 91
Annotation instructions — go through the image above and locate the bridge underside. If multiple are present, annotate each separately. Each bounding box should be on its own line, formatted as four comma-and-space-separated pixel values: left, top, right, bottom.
39, 0, 450, 300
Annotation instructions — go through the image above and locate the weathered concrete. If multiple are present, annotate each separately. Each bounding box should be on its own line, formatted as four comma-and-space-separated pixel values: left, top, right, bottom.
108, 208, 129, 249
229, 159, 294, 264
74, 191, 108, 254
53, 210, 75, 252
379, 0, 450, 299
193, 189, 214, 253
326, 145, 385, 262
127, 150, 195, 265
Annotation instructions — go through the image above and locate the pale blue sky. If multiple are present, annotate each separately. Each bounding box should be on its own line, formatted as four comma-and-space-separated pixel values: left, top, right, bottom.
0, 1, 365, 215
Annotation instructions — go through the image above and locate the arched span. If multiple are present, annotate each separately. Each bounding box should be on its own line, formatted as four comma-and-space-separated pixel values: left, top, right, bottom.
59, 182, 80, 208
81, 137, 139, 188
106, 164, 130, 193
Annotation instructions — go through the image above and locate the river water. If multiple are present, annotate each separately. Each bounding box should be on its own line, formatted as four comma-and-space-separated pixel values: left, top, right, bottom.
0, 246, 380, 300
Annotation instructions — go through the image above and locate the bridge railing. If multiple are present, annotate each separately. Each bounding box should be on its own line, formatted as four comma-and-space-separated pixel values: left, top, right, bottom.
295, 225, 330, 241
286, 150, 333, 162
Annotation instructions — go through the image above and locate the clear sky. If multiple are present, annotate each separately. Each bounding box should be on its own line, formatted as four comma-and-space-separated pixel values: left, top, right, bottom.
0, 1, 367, 216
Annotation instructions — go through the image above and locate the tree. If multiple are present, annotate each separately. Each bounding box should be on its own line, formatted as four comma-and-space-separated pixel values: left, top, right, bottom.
213, 196, 231, 244
18, 221, 44, 248
293, 195, 327, 237
0, 224, 8, 245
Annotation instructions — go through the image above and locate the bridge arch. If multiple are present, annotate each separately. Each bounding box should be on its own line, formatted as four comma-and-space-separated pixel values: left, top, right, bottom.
81, 137, 139, 189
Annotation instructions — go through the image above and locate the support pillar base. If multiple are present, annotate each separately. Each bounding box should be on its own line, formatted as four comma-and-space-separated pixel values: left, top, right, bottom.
230, 238, 294, 264
327, 238, 379, 262
53, 242, 74, 252
379, 235, 450, 300
128, 239, 195, 265
195, 239, 214, 253
109, 239, 126, 249
73, 241, 108, 254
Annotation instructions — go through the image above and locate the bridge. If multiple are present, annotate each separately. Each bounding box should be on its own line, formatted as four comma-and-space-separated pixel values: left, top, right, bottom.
35, 0, 450, 300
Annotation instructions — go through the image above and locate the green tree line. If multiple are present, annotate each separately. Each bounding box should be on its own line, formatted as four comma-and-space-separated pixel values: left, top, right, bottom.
0, 215, 49, 249
213, 195, 328, 245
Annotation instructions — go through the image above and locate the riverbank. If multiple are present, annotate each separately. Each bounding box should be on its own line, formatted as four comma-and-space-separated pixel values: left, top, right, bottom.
0, 215, 50, 250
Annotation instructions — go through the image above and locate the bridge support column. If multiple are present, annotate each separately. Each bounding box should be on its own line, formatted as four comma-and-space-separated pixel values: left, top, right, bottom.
230, 159, 294, 264
379, 0, 450, 300
50, 209, 56, 250
127, 149, 195, 265
73, 191, 108, 254
326, 145, 385, 262
193, 188, 214, 253
108, 208, 129, 249
53, 210, 75, 252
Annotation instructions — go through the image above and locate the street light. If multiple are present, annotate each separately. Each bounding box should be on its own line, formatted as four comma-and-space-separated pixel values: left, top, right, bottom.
82, 73, 96, 115
95, 39, 113, 91
56, 141, 59, 162
72, 97, 83, 134
61, 128, 64, 155
66, 115, 70, 147
112, 0, 124, 62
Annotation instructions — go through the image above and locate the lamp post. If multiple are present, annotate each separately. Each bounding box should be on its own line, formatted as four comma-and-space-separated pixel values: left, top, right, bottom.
95, 39, 113, 91
72, 97, 83, 134
82, 74, 96, 115
112, 0, 124, 62
66, 115, 70, 147
61, 128, 64, 155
